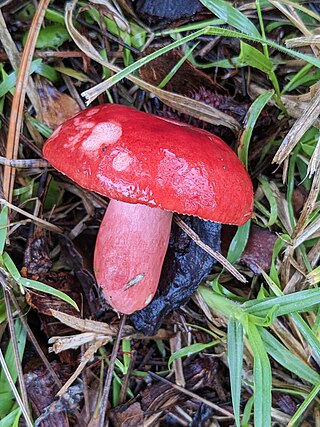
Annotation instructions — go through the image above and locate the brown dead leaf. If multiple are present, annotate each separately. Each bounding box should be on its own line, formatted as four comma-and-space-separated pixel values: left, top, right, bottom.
36, 77, 81, 128
25, 363, 69, 427
25, 272, 82, 319
239, 225, 277, 274
141, 358, 223, 425
25, 271, 83, 363
109, 402, 144, 427
139, 48, 216, 95
65, 3, 240, 132
292, 185, 308, 216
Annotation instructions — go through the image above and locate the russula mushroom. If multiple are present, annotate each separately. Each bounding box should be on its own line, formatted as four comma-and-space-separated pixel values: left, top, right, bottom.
43, 104, 253, 314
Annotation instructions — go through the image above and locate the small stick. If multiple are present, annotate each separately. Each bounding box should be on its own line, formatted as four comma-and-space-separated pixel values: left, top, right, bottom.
174, 215, 247, 283
119, 350, 136, 404
147, 371, 234, 418
0, 156, 49, 168
98, 315, 127, 427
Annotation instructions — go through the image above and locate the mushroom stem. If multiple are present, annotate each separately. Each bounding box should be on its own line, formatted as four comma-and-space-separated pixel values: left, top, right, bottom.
94, 200, 173, 314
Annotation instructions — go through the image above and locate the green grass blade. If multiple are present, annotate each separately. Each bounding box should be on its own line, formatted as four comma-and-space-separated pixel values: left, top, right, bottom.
158, 43, 199, 89
243, 288, 320, 318
288, 382, 320, 427
239, 41, 273, 73
199, 286, 243, 318
199, 0, 261, 37
206, 27, 320, 68
291, 313, 320, 360
0, 320, 26, 418
19, 278, 79, 311
0, 207, 8, 256
90, 25, 319, 94
242, 396, 254, 426
0, 59, 58, 98
228, 318, 244, 427
258, 175, 278, 226
238, 91, 274, 169
2, 253, 21, 282
246, 323, 272, 427
99, 28, 206, 90
0, 408, 21, 427
227, 220, 251, 265
260, 328, 319, 385
122, 339, 131, 375
168, 341, 218, 369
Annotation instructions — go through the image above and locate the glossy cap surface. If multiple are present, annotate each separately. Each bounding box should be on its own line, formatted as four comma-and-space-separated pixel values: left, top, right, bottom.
43, 104, 253, 225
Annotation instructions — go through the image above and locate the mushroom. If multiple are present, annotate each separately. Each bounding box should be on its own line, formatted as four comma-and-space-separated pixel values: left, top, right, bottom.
43, 104, 253, 314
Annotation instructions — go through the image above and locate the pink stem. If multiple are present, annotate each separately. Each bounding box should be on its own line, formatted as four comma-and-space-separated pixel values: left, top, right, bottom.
94, 200, 173, 314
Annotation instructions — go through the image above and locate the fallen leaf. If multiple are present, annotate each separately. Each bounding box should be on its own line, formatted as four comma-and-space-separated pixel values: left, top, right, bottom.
239, 225, 277, 274
36, 77, 80, 128
109, 402, 144, 427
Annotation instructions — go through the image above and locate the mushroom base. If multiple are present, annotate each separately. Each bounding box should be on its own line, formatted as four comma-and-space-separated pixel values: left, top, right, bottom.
94, 200, 173, 314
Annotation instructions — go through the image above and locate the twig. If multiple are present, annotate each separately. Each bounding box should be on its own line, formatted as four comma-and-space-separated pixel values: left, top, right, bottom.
119, 350, 136, 404
0, 157, 49, 168
174, 215, 247, 283
98, 315, 127, 427
147, 371, 234, 418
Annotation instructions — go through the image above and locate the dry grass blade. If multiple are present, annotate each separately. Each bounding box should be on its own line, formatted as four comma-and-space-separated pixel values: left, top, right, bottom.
0, 198, 63, 233
248, 81, 320, 128
2, 286, 30, 418
284, 240, 320, 293
49, 309, 123, 335
267, 0, 320, 22
56, 338, 109, 398
89, 0, 130, 32
269, 1, 312, 36
65, 1, 240, 132
286, 35, 320, 48
174, 215, 247, 283
308, 135, 320, 176
48, 309, 171, 340
294, 215, 320, 249
0, 349, 34, 427
273, 86, 320, 166
293, 165, 320, 240
3, 0, 50, 202
170, 331, 185, 387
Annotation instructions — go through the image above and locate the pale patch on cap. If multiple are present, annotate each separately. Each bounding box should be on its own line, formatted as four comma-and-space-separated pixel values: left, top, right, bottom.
82, 121, 122, 152
112, 151, 133, 171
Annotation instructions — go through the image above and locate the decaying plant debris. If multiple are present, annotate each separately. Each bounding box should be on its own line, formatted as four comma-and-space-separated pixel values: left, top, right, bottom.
0, 1, 319, 426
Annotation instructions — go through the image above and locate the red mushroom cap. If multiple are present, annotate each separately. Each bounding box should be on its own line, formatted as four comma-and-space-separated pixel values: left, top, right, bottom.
43, 104, 253, 225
